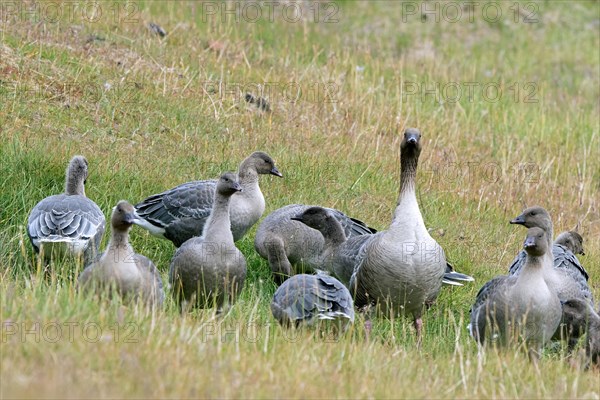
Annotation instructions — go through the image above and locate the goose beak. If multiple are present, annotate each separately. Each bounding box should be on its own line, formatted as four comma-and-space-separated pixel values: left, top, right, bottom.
233, 182, 243, 192
123, 212, 139, 225
290, 215, 303, 222
523, 236, 536, 249
270, 166, 283, 177
510, 214, 525, 225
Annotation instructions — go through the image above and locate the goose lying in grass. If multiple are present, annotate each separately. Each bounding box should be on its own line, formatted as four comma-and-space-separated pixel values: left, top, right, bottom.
27, 155, 105, 264
509, 206, 594, 345
271, 273, 354, 331
291, 206, 474, 289
169, 172, 246, 312
469, 227, 562, 359
254, 204, 375, 284
78, 201, 164, 306
135, 152, 282, 247
561, 298, 600, 368
350, 128, 446, 343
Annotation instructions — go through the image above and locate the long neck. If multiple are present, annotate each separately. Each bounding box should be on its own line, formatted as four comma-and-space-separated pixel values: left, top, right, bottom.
238, 161, 259, 188
65, 173, 85, 196
202, 193, 234, 244
105, 228, 134, 260
392, 150, 423, 225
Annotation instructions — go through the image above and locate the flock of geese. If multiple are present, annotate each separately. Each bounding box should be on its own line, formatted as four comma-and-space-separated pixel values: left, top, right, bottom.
26, 129, 598, 365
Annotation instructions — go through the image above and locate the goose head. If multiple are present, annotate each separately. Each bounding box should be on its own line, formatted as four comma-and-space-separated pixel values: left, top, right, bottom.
244, 151, 283, 177
510, 206, 552, 233
291, 207, 331, 230
554, 231, 585, 255
216, 172, 243, 196
401, 128, 422, 158
523, 227, 548, 257
561, 298, 595, 326
111, 200, 139, 231
65, 155, 89, 195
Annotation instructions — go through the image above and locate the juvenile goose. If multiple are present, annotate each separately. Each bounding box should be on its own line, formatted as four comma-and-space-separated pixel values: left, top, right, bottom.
469, 227, 562, 357
271, 273, 354, 330
78, 201, 164, 306
350, 128, 446, 341
169, 172, 246, 311
292, 206, 474, 289
254, 204, 375, 284
27, 156, 105, 263
135, 152, 282, 247
561, 298, 600, 367
554, 231, 585, 256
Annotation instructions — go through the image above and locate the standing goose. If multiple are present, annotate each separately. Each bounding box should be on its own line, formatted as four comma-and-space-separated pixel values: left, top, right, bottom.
350, 128, 446, 342
271, 273, 354, 331
292, 206, 474, 289
27, 156, 105, 263
254, 204, 376, 285
469, 227, 562, 358
135, 152, 282, 247
169, 172, 246, 312
78, 201, 164, 306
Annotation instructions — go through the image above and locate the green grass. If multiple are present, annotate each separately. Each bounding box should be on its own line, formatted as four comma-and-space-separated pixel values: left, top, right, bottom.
1, 1, 599, 398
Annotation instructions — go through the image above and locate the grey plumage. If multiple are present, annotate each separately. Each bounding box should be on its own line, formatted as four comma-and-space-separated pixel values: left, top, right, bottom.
135, 152, 282, 247
561, 298, 600, 367
169, 172, 247, 311
254, 204, 375, 285
469, 227, 562, 357
27, 155, 105, 264
78, 201, 164, 306
271, 273, 354, 329
350, 128, 446, 341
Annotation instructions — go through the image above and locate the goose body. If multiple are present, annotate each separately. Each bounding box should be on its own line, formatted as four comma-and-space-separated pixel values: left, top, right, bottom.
254, 204, 376, 284
78, 201, 164, 306
135, 152, 282, 247
470, 227, 562, 355
169, 172, 247, 311
561, 298, 600, 367
271, 273, 354, 329
27, 156, 105, 263
350, 128, 446, 340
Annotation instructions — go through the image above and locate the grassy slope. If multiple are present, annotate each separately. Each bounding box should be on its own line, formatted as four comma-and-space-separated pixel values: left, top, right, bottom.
1, 1, 599, 398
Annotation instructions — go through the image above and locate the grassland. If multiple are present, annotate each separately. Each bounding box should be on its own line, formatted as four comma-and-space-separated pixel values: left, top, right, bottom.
1, 0, 599, 398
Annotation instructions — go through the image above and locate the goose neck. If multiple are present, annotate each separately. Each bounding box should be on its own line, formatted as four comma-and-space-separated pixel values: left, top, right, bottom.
66, 176, 85, 196
203, 194, 234, 242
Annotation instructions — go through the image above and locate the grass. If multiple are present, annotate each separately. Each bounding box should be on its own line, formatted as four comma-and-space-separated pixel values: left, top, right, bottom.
1, 0, 599, 398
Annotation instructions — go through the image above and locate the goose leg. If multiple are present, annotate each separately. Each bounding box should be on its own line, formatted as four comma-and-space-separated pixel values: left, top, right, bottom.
414, 317, 423, 346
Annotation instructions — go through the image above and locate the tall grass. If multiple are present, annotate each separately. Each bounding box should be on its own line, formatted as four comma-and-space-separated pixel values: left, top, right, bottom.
1, 1, 599, 398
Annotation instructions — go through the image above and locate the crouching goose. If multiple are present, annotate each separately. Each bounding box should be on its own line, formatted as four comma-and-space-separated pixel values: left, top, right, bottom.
469, 227, 562, 359
78, 201, 164, 306
292, 206, 474, 289
254, 204, 375, 285
350, 128, 446, 342
561, 298, 600, 368
135, 152, 282, 247
271, 273, 354, 331
27, 156, 105, 264
169, 172, 247, 312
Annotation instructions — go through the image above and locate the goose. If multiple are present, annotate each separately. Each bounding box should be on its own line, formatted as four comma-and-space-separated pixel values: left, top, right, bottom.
561, 298, 600, 368
254, 204, 376, 284
508, 207, 593, 303
135, 152, 282, 247
169, 172, 246, 312
292, 206, 474, 289
78, 201, 164, 306
554, 231, 585, 256
27, 155, 106, 263
350, 128, 446, 342
271, 273, 354, 331
469, 227, 562, 358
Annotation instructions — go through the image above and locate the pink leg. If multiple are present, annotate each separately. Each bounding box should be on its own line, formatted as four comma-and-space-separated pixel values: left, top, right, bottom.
364, 319, 373, 339
414, 317, 423, 347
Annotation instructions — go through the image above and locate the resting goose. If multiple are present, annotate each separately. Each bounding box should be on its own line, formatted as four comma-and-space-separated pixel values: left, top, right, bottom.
469, 227, 562, 358
78, 201, 164, 306
554, 231, 585, 256
27, 156, 105, 263
254, 204, 375, 285
169, 172, 247, 312
271, 273, 354, 331
135, 152, 282, 247
561, 298, 600, 368
350, 128, 446, 342
292, 206, 473, 289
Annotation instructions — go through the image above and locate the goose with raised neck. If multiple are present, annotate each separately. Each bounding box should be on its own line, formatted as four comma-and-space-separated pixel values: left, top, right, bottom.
134, 151, 282, 247
350, 128, 446, 342
271, 273, 354, 331
469, 227, 562, 359
169, 172, 247, 312
254, 204, 376, 285
27, 155, 106, 264
78, 200, 164, 306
